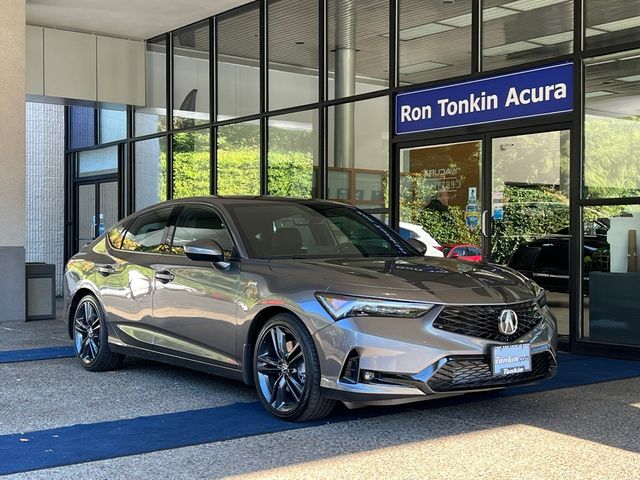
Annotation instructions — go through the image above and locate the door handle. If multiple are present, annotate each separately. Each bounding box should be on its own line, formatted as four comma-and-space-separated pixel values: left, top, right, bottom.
154, 270, 175, 283
481, 210, 489, 238
96, 264, 115, 276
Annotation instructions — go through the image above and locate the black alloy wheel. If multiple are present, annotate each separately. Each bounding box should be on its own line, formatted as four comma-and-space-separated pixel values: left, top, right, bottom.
253, 313, 335, 421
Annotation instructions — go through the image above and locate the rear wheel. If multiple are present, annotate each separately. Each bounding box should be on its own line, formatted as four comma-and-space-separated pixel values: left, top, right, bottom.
253, 313, 335, 421
73, 294, 124, 372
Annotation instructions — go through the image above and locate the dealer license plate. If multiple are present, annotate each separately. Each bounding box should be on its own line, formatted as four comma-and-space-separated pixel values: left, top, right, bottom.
491, 343, 532, 376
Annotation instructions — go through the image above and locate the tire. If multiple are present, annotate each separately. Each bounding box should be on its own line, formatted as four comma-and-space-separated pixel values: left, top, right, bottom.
253, 313, 336, 421
72, 294, 124, 372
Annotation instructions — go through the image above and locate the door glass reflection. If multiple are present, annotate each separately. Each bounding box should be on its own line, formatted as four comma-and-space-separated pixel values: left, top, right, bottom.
491, 131, 570, 335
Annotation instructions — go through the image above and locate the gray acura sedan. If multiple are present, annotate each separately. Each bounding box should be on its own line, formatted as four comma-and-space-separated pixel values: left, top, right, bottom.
64, 197, 557, 421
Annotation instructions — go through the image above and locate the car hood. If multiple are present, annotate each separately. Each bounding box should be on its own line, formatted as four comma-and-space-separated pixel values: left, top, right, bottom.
268, 256, 537, 304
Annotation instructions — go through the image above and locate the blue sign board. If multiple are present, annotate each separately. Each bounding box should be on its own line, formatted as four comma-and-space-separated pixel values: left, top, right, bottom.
395, 62, 573, 135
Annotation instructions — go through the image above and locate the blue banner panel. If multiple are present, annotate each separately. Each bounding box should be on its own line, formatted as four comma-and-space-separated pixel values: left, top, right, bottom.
395, 62, 574, 135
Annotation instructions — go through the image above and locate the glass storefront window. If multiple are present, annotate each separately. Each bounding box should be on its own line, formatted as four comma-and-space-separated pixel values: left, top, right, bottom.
218, 5, 260, 120
77, 146, 118, 177
482, 0, 573, 71
398, 0, 471, 85
581, 204, 640, 347
585, 1, 640, 50
99, 108, 126, 144
69, 106, 95, 150
134, 137, 167, 210
135, 36, 167, 136
327, 0, 389, 99
268, 0, 319, 111
328, 96, 388, 211
172, 129, 210, 199
584, 50, 640, 199
268, 110, 319, 198
217, 122, 261, 195
173, 21, 210, 129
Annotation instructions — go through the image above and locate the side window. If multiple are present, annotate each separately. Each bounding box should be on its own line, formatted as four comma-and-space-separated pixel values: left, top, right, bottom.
171, 205, 235, 258
107, 223, 127, 249
121, 208, 173, 253
468, 246, 481, 256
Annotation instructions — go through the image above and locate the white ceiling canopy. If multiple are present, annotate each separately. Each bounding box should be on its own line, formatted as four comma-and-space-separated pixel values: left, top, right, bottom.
26, 0, 253, 40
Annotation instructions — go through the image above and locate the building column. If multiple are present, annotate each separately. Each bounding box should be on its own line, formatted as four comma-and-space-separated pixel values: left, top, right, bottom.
334, 0, 356, 168
0, 0, 26, 322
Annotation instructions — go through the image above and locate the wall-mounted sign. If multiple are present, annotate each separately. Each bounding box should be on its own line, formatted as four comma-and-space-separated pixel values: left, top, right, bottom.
395, 62, 573, 135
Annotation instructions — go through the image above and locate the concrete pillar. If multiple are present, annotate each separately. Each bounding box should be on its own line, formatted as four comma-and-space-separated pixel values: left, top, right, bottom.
0, 0, 26, 322
334, 0, 356, 168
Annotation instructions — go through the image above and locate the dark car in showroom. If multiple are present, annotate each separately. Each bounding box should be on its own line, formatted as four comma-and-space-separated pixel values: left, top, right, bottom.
64, 197, 558, 421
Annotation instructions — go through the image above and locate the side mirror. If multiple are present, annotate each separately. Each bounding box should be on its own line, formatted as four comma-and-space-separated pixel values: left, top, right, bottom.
407, 238, 427, 256
184, 239, 226, 265
451, 252, 460, 258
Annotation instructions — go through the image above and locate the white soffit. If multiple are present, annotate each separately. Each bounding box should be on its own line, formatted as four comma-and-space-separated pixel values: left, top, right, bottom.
27, 0, 253, 40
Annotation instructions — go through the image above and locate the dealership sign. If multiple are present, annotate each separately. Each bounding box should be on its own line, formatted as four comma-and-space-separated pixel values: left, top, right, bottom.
395, 62, 573, 135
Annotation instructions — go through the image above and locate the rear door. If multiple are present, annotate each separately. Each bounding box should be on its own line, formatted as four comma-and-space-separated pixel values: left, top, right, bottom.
100, 206, 175, 331
150, 204, 241, 368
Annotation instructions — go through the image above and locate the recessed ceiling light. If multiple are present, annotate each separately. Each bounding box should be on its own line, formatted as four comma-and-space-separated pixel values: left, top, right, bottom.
484, 6, 518, 21
502, 0, 567, 12
439, 13, 472, 27
617, 74, 640, 83
399, 22, 454, 41
592, 16, 640, 33
585, 90, 614, 98
483, 41, 540, 56
399, 60, 450, 75
530, 31, 573, 45
585, 27, 607, 37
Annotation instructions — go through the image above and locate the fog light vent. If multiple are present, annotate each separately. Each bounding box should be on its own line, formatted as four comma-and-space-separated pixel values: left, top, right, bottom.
340, 350, 360, 384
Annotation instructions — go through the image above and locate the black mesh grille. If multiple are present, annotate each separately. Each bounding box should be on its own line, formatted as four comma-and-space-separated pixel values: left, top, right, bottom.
427, 352, 554, 393
433, 301, 542, 342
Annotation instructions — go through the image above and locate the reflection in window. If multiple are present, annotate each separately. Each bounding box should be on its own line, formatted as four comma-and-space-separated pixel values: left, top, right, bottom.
121, 207, 172, 253
327, 0, 389, 99
218, 5, 260, 120
268, 0, 319, 110
134, 137, 167, 211
482, 0, 573, 71
582, 205, 640, 347
268, 110, 318, 198
399, 141, 482, 252
171, 205, 234, 257
585, 1, 640, 50
135, 36, 167, 136
69, 106, 95, 150
173, 22, 210, 129
99, 108, 127, 144
328, 96, 388, 210
217, 122, 260, 195
173, 129, 210, 199
77, 146, 118, 177
399, 0, 471, 85
584, 50, 640, 199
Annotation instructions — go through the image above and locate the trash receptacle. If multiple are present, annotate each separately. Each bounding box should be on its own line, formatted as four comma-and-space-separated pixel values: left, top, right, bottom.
26, 262, 56, 321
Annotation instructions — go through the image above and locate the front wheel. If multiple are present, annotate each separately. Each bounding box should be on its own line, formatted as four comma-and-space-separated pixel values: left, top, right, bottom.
73, 294, 124, 372
253, 313, 335, 421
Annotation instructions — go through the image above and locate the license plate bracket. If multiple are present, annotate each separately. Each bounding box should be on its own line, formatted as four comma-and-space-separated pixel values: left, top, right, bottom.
491, 343, 532, 376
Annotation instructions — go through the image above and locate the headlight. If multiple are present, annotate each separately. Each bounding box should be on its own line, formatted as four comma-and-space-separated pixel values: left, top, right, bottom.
315, 293, 434, 321
532, 283, 547, 308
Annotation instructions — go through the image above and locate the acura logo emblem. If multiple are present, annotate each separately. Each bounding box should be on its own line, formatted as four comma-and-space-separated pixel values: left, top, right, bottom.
498, 309, 518, 336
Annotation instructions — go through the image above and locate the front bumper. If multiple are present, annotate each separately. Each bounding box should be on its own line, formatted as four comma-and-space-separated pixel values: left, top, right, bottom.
313, 305, 558, 406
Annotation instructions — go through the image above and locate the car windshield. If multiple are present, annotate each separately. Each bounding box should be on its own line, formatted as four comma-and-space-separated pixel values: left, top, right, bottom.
226, 203, 416, 259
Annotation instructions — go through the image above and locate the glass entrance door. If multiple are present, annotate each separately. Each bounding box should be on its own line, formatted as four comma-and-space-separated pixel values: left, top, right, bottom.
75, 180, 119, 252
399, 140, 484, 259
488, 130, 570, 335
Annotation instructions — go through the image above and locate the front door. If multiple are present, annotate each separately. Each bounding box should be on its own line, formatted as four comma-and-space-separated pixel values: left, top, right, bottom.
487, 129, 571, 336
75, 179, 119, 252
398, 139, 485, 260
151, 204, 240, 368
